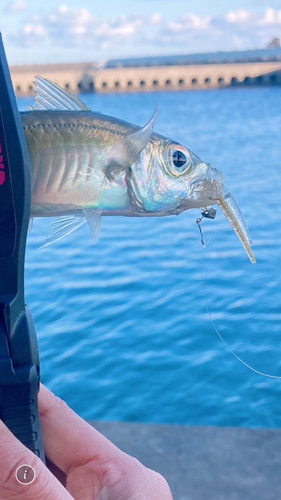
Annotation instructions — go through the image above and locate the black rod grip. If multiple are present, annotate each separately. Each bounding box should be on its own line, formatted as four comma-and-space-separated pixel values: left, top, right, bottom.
0, 368, 43, 458
0, 32, 45, 462
0, 310, 45, 462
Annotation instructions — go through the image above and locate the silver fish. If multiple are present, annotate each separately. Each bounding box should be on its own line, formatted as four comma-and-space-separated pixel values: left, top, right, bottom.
21, 76, 255, 263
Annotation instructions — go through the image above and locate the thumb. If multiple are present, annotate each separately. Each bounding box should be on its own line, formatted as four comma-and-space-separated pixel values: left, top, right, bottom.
0, 419, 73, 500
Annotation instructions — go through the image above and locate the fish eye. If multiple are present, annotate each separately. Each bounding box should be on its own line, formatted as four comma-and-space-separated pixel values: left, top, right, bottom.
172, 150, 188, 169
164, 144, 192, 177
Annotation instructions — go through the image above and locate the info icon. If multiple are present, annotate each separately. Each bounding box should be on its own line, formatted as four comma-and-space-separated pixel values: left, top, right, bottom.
15, 464, 36, 485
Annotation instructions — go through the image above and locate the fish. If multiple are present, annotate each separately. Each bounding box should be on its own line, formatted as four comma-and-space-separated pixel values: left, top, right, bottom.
21, 76, 255, 263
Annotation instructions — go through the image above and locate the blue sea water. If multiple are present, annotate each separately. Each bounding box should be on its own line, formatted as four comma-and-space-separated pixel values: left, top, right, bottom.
18, 87, 281, 428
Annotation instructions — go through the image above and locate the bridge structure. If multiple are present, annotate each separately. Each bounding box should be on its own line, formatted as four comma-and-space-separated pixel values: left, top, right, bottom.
10, 60, 281, 96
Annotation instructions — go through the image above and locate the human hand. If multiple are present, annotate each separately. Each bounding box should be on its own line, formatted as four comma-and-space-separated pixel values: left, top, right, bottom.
0, 384, 173, 499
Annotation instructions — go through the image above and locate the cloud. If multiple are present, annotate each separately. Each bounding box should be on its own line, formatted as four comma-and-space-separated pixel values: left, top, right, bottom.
6, 6, 281, 64
6, 0, 27, 13
260, 7, 281, 24
159, 7, 281, 52
225, 10, 253, 24
150, 13, 162, 25
168, 14, 211, 32
24, 23, 47, 37
13, 6, 145, 44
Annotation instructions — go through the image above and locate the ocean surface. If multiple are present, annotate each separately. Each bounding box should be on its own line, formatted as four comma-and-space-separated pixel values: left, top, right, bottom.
18, 87, 281, 428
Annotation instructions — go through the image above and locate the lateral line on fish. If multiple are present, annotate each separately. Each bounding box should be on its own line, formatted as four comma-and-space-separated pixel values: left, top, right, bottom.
199, 249, 281, 380
23, 121, 129, 138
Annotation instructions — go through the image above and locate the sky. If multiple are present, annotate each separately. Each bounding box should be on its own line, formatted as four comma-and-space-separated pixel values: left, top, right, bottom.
1, 0, 281, 66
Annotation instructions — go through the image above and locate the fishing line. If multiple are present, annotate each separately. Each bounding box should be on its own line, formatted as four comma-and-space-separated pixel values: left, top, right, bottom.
197, 220, 281, 380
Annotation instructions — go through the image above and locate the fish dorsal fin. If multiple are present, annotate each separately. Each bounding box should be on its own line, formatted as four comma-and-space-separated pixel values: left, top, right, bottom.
30, 76, 91, 111
41, 215, 87, 248
105, 107, 158, 179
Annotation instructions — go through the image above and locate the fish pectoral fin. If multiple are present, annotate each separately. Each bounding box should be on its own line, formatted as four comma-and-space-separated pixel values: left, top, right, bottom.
30, 76, 91, 111
41, 215, 87, 248
82, 208, 102, 244
105, 106, 158, 179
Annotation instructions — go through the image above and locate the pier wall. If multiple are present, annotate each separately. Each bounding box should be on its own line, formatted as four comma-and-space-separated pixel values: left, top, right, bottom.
10, 61, 281, 95
91, 421, 281, 500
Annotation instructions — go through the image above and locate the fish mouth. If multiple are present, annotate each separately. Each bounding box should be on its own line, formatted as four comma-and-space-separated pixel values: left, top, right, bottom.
187, 166, 224, 206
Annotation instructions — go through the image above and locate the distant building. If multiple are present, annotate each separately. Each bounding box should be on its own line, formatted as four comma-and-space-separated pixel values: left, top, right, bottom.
267, 38, 281, 49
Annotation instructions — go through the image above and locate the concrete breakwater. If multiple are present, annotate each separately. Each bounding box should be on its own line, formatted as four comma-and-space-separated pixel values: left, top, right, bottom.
91, 421, 281, 500
11, 60, 281, 95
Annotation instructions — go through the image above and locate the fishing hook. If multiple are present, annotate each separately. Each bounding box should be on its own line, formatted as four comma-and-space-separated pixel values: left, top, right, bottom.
196, 207, 217, 246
